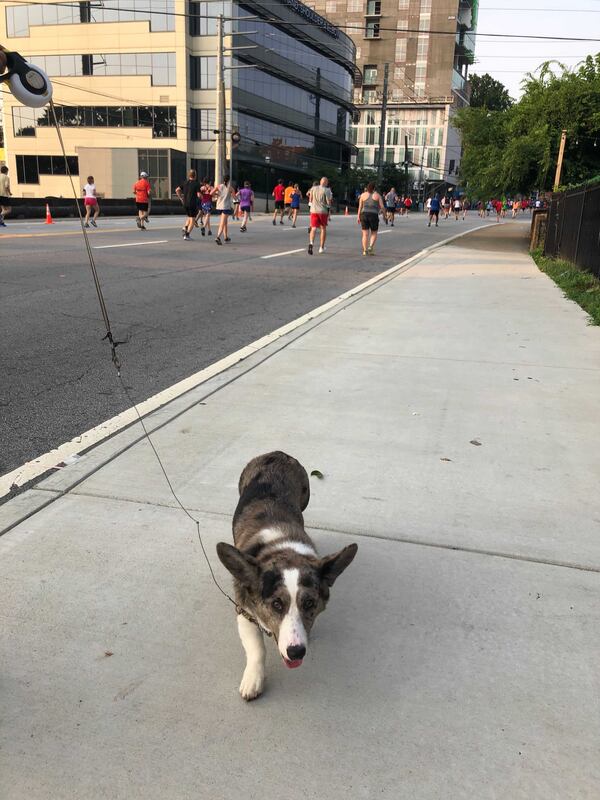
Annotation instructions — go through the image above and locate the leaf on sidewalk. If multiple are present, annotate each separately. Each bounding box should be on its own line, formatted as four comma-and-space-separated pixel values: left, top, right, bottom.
310, 470, 324, 479
470, 439, 482, 446
440, 457, 452, 462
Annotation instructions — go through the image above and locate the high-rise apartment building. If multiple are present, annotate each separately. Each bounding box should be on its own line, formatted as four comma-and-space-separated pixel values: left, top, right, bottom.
0, 1, 355, 198
309, 0, 477, 190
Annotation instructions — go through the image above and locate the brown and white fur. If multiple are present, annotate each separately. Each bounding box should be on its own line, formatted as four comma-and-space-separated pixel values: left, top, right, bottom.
216, 451, 358, 700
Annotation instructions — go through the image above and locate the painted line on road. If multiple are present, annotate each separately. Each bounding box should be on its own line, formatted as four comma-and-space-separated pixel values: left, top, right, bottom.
261, 248, 304, 259
0, 222, 491, 500
93, 240, 168, 249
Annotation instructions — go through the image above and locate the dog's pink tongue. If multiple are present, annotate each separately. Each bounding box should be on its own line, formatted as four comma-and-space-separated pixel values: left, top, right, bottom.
284, 658, 303, 669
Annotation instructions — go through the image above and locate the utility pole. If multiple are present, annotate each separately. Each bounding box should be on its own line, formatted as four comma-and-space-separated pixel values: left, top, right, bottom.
214, 14, 226, 185
553, 129, 567, 191
376, 63, 389, 187
403, 134, 409, 196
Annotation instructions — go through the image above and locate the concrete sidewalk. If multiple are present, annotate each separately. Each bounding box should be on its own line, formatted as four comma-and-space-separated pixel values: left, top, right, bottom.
1, 224, 599, 800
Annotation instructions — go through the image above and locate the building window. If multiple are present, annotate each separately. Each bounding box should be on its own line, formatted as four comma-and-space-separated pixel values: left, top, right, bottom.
365, 20, 380, 38
363, 65, 378, 84
189, 1, 226, 36
365, 0, 381, 15
362, 89, 378, 104
12, 107, 36, 136
325, 1, 337, 13
189, 56, 217, 90
398, 0, 409, 8
347, 0, 362, 11
29, 53, 176, 86
190, 108, 216, 141
16, 154, 79, 184
395, 40, 407, 62
365, 127, 377, 145
138, 149, 170, 199
19, 105, 177, 138
6, 0, 174, 37
449, 159, 455, 174
427, 149, 440, 169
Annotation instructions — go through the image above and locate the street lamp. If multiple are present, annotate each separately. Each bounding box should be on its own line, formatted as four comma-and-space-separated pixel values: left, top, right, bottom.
264, 155, 271, 213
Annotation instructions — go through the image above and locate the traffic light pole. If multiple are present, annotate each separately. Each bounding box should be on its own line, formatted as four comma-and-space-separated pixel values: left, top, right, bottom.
215, 14, 226, 185
376, 63, 389, 188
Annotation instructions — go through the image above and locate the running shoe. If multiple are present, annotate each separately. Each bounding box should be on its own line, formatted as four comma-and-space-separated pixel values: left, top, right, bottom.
224, 237, 231, 242
319, 246, 326, 253
136, 219, 142, 229
362, 250, 367, 256
240, 226, 246, 232
90, 219, 97, 227
0, 220, 6, 227
215, 237, 222, 245
367, 246, 374, 256
272, 220, 276, 226
279, 220, 284, 225
207, 230, 212, 236
308, 243, 313, 255
84, 223, 90, 228
183, 233, 191, 240
292, 224, 296, 228
201, 226, 205, 236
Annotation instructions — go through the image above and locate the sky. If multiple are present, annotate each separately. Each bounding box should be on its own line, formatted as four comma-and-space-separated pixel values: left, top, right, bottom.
471, 0, 600, 99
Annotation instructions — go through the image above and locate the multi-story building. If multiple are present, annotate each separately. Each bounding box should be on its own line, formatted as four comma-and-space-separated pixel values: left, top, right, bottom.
309, 0, 477, 191
0, 0, 356, 199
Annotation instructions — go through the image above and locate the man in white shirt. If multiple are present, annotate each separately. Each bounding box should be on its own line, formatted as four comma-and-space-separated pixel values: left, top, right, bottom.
308, 177, 332, 255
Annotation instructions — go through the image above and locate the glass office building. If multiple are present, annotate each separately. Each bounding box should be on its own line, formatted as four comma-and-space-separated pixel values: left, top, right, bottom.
189, 0, 357, 191
1, 0, 355, 198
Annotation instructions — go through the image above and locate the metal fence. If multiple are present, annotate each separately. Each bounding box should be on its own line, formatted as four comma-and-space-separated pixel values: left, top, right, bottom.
544, 182, 600, 277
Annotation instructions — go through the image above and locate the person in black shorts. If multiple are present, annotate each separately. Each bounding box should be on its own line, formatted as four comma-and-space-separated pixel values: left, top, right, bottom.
176, 169, 201, 240
356, 181, 384, 255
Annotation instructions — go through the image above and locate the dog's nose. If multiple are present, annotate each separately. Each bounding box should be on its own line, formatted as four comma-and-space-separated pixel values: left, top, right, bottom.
287, 644, 306, 661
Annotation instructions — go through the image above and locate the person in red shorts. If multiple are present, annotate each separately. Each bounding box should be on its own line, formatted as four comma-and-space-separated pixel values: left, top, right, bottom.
272, 178, 286, 226
404, 195, 412, 215
132, 171, 151, 230
307, 176, 332, 255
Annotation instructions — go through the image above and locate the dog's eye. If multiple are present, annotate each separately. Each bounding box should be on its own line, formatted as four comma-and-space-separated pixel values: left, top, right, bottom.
272, 598, 283, 613
302, 597, 315, 611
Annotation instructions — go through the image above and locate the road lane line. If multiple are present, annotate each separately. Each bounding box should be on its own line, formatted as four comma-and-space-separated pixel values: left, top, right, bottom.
261, 248, 304, 259
93, 240, 168, 249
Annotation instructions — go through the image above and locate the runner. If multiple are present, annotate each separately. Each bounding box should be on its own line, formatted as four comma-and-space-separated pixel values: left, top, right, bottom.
306, 179, 319, 233
0, 165, 12, 227
132, 171, 151, 230
307, 176, 332, 255
427, 194, 440, 227
494, 198, 502, 222
238, 180, 254, 232
231, 183, 240, 222
213, 174, 234, 245
486, 199, 493, 217
462, 197, 470, 220
272, 178, 286, 225
404, 195, 412, 215
175, 168, 201, 240
284, 181, 295, 219
384, 186, 397, 226
453, 196, 461, 220
290, 183, 302, 228
197, 177, 214, 236
441, 195, 449, 219
357, 182, 384, 256
512, 198, 520, 218
82, 176, 100, 228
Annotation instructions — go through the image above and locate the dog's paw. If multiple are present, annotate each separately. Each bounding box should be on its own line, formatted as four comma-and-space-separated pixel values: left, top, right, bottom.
239, 666, 265, 701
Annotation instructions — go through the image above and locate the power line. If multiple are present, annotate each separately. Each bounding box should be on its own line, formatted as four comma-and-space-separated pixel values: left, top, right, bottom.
4, 0, 600, 41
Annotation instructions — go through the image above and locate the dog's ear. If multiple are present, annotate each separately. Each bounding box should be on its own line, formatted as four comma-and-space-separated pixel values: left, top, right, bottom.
216, 543, 259, 587
319, 543, 358, 587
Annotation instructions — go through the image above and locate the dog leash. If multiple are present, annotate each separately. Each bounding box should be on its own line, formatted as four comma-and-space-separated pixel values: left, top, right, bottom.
236, 605, 274, 639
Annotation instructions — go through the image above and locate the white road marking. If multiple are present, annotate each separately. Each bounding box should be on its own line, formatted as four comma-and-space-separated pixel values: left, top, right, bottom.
379, 229, 393, 234
0, 223, 490, 498
93, 240, 168, 249
261, 248, 304, 259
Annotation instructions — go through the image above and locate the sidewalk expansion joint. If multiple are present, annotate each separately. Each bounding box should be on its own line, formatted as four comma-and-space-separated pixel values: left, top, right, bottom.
29, 488, 600, 576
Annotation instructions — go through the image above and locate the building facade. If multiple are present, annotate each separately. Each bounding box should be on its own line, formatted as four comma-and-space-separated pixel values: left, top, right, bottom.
0, 0, 355, 198
309, 0, 477, 191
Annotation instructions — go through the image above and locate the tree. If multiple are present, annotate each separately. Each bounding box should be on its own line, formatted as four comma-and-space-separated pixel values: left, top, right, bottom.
454, 55, 600, 196
469, 73, 513, 112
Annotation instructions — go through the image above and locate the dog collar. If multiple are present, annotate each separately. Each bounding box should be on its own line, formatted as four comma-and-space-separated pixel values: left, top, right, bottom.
236, 605, 273, 638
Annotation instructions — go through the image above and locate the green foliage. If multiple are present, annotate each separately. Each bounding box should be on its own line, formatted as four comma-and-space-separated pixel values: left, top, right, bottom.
454, 55, 600, 197
532, 250, 600, 326
469, 73, 513, 111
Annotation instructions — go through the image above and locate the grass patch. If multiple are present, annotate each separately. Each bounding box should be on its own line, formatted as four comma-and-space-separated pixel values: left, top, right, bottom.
531, 248, 600, 326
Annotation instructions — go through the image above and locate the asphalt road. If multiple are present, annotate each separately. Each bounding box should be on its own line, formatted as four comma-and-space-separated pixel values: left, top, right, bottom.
1, 210, 491, 477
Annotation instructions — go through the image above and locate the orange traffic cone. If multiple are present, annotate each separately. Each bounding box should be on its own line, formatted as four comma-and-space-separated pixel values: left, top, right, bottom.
344, 205, 349, 216
45, 203, 54, 224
